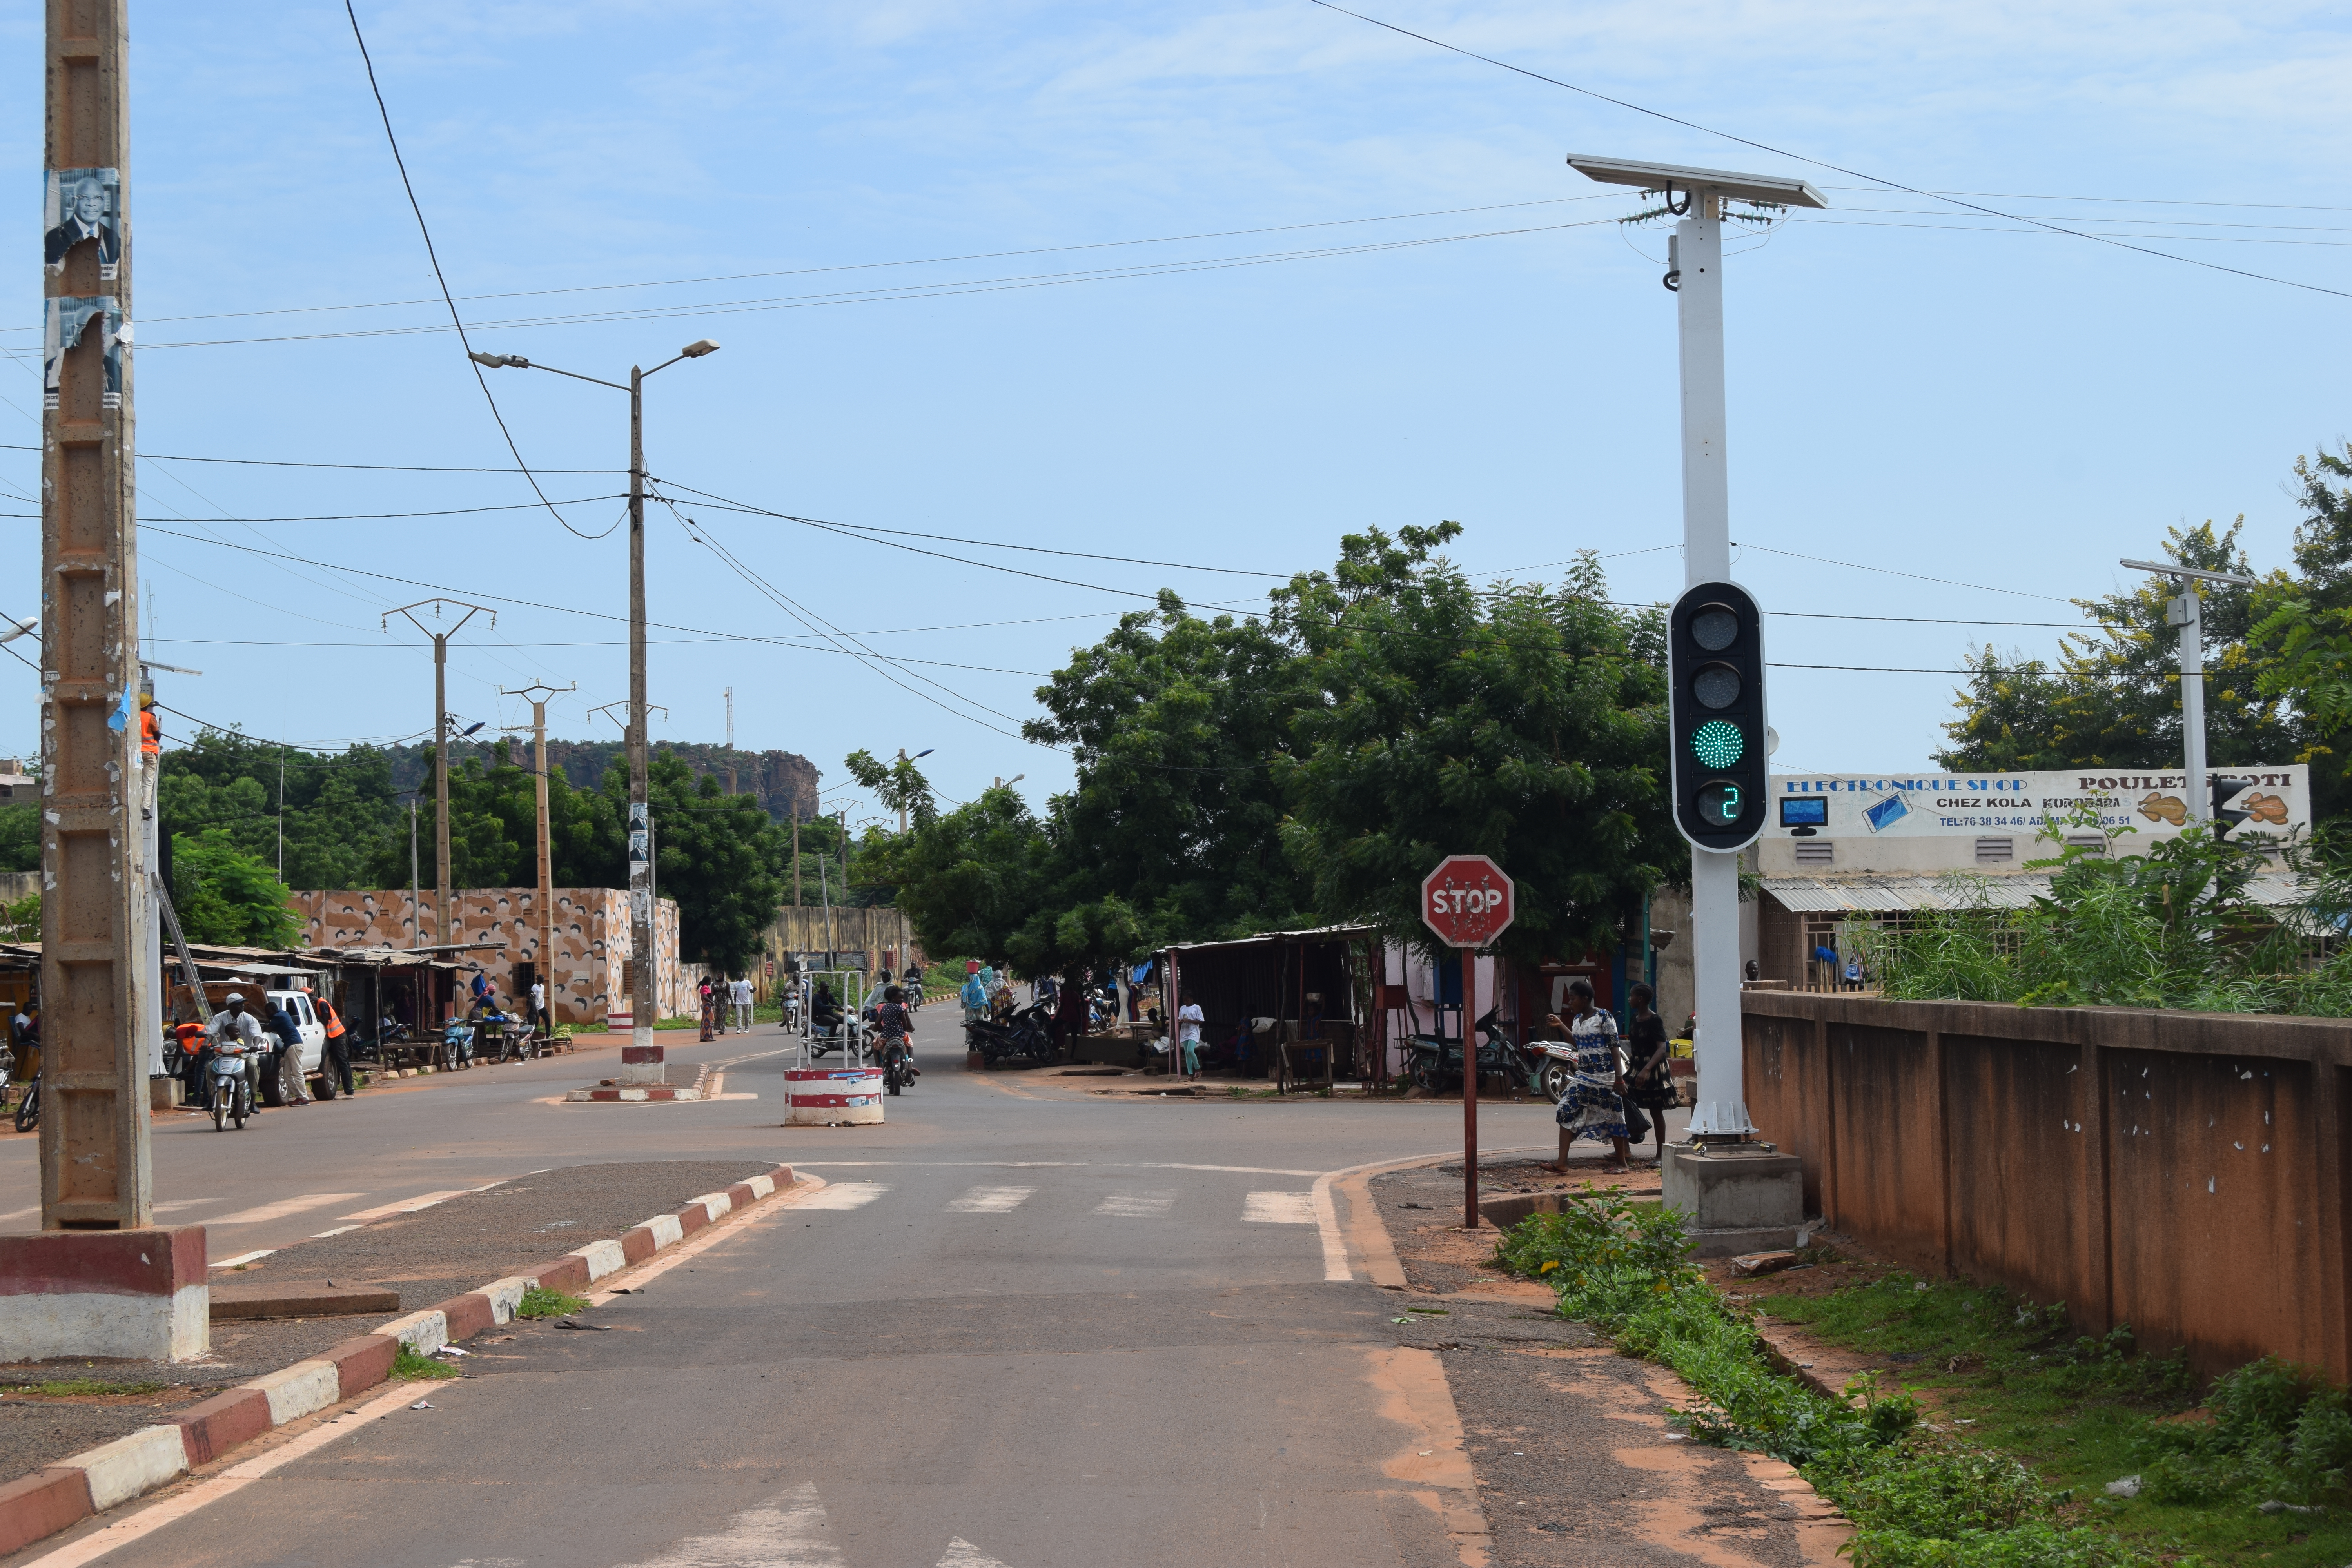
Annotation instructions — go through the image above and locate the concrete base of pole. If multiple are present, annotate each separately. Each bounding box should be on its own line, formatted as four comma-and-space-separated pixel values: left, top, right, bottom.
0, 1227, 209, 1362
617, 1045, 666, 1085
1662, 1142, 1807, 1257
147, 1076, 181, 1111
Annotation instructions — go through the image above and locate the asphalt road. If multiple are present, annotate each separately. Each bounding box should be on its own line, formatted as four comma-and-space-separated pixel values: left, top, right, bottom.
13, 1007, 1580, 1568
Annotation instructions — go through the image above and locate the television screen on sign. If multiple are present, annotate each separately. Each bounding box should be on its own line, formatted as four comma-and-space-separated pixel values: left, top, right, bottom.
1779, 797, 1828, 828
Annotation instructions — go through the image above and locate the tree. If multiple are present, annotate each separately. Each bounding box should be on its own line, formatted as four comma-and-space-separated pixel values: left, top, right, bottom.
626, 755, 788, 972
850, 780, 1053, 968
1274, 528, 1678, 968
162, 730, 403, 890
1938, 520, 2291, 776
2252, 443, 2352, 818
0, 801, 38, 875
171, 828, 301, 946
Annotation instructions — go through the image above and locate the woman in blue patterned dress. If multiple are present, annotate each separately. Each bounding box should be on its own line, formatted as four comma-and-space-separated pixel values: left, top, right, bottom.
1553, 978, 1632, 1173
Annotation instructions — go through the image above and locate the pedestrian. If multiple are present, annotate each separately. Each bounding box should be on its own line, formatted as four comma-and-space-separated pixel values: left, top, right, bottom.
470, 967, 491, 1007
1176, 989, 1204, 1080
316, 995, 356, 1098
174, 1016, 209, 1107
978, 960, 996, 995
529, 976, 549, 1042
960, 966, 990, 1028
698, 975, 717, 1042
1552, 978, 1632, 1174
730, 973, 754, 1031
1621, 983, 1677, 1165
265, 997, 312, 1104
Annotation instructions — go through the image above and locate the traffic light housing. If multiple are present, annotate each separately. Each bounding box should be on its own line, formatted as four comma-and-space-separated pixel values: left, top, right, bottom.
1670, 581, 1768, 852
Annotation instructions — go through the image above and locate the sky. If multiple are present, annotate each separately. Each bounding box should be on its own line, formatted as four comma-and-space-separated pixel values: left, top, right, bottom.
3, 1, 2348, 825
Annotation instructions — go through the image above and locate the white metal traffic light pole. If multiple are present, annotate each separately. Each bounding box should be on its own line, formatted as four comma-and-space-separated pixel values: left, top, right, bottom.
1571, 156, 1826, 1141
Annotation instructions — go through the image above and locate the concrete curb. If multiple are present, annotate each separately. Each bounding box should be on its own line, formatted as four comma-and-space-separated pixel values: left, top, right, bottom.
564, 1062, 717, 1103
1, 1161, 796, 1557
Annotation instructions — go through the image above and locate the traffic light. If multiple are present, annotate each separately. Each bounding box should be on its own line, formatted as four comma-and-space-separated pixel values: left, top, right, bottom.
2211, 777, 2253, 838
1670, 581, 1768, 851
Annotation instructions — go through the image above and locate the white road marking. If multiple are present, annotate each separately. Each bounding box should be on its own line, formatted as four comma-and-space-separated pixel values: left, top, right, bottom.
1093, 1192, 1173, 1217
311, 1224, 361, 1238
615, 1484, 846, 1566
338, 1189, 477, 1223
947, 1185, 1035, 1213
1310, 1169, 1350, 1281
938, 1539, 1013, 1567
206, 1192, 366, 1227
0, 1205, 39, 1223
1148, 1163, 1325, 1176
1243, 1191, 1316, 1224
151, 1200, 212, 1213
210, 1250, 276, 1269
795, 1183, 887, 1211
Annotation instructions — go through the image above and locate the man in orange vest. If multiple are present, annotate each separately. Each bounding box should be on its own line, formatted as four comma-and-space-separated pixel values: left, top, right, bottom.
138, 692, 159, 757
316, 995, 355, 1098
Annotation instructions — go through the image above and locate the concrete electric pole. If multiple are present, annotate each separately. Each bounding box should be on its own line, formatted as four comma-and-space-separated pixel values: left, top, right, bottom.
384, 600, 494, 946
1570, 155, 1824, 1142
469, 338, 718, 1077
4, 0, 212, 1367
503, 681, 575, 1024
2119, 557, 2256, 822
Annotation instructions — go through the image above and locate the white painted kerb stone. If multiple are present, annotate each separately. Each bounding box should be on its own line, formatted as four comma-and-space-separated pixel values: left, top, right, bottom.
375, 1308, 450, 1355
245, 1360, 341, 1426
635, 1214, 684, 1250
68, 1425, 189, 1510
569, 1238, 628, 1281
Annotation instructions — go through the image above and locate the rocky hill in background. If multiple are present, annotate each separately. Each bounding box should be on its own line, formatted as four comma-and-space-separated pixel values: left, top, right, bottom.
385, 739, 818, 824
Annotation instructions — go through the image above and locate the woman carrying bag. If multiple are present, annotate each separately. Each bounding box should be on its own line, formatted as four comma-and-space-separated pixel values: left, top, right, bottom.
1553, 978, 1633, 1174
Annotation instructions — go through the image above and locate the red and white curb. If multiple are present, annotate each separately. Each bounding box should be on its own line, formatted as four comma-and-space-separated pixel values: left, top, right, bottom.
0, 1164, 796, 1559
564, 1062, 717, 1103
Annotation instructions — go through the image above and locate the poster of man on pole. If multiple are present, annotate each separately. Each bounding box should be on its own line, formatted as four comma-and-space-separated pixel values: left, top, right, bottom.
43, 167, 124, 278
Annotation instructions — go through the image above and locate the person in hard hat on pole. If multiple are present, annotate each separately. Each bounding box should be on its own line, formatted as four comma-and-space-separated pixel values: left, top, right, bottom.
138, 692, 160, 760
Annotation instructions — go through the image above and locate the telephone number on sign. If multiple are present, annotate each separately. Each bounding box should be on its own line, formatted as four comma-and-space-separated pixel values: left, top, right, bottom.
1934, 814, 2135, 830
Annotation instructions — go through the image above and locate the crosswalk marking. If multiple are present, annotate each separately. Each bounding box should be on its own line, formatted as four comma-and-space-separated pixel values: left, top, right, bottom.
614, 1483, 845, 1566
208, 1192, 366, 1227
938, 1539, 1013, 1567
947, 1185, 1035, 1213
339, 1189, 477, 1223
1243, 1191, 1316, 1224
1093, 1192, 1174, 1217
797, 1182, 889, 1211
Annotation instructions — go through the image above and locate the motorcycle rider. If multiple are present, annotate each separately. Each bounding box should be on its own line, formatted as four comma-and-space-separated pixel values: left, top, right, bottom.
875, 984, 917, 1078
204, 992, 269, 1113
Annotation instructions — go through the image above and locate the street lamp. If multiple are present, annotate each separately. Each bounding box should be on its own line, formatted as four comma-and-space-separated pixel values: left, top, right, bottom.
2120, 557, 2257, 822
475, 340, 720, 1073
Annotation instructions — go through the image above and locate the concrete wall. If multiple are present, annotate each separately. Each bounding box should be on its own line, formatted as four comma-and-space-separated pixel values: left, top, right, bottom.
294, 889, 687, 1025
1742, 990, 2350, 1381
765, 906, 922, 993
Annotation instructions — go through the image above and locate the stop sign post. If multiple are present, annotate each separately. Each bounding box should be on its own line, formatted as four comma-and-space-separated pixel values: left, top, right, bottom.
1423, 856, 1514, 1230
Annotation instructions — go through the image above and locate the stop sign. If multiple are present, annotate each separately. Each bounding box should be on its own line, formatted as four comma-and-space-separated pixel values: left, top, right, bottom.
1421, 855, 1515, 949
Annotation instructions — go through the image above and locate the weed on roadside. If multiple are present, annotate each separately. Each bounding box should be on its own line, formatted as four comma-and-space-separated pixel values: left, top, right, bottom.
1493, 1190, 2189, 1566
392, 1346, 459, 1381
515, 1287, 590, 1319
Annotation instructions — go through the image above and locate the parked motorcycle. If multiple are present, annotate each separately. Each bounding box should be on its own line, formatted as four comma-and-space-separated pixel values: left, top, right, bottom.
967, 1001, 1056, 1067
11, 1064, 34, 1134
443, 1018, 476, 1069
1470, 1009, 1582, 1102
210, 1048, 252, 1131
1402, 1008, 1523, 1096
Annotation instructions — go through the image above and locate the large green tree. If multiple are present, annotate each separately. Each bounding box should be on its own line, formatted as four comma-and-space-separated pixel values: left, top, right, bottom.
170, 828, 301, 946
1274, 527, 1679, 967
2251, 443, 2352, 818
635, 756, 790, 971
1938, 519, 2291, 776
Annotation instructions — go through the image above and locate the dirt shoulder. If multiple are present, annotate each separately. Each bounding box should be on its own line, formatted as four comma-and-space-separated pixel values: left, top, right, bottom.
1365, 1158, 1849, 1567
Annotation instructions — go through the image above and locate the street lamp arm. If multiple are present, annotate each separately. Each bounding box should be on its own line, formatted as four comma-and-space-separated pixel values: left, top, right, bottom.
526, 361, 631, 393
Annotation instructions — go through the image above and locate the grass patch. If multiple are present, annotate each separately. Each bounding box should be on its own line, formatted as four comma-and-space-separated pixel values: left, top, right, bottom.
2, 1379, 165, 1398
392, 1345, 459, 1381
1760, 1273, 2352, 1566
1493, 1188, 2227, 1567
515, 1286, 589, 1319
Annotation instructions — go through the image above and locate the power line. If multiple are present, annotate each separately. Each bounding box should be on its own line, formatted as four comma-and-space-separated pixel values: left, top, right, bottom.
1310, 0, 2352, 305
0, 494, 623, 524
342, 0, 620, 541
0, 441, 621, 475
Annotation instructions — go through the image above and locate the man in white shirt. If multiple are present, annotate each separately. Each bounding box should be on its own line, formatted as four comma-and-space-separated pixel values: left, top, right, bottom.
729, 975, 754, 1031
205, 992, 270, 1112
528, 979, 548, 1039
1176, 991, 1205, 1080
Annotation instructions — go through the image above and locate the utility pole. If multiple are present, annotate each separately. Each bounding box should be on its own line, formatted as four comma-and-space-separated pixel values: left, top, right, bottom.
792, 817, 801, 907
2120, 557, 2257, 822
9, 0, 211, 1367
408, 797, 420, 949
36, 0, 149, 1234
504, 682, 575, 1024
470, 338, 717, 1077
276, 744, 285, 878
384, 600, 494, 947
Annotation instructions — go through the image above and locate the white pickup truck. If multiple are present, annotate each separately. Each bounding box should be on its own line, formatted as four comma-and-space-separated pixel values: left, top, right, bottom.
260, 988, 331, 1102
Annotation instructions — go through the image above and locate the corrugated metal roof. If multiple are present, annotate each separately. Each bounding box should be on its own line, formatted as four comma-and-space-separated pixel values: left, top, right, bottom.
1164, 924, 1377, 956
1760, 871, 2311, 914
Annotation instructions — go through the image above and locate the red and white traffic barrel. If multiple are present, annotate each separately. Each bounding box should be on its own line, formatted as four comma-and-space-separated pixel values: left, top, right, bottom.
786, 1066, 884, 1125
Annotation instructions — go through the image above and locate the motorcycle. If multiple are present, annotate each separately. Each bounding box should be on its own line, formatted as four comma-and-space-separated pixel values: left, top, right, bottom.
967, 1001, 1056, 1067
443, 1018, 476, 1070
1402, 1007, 1524, 1096
210, 1048, 252, 1131
11, 1065, 34, 1134
881, 1038, 914, 1096
1470, 1008, 1582, 1102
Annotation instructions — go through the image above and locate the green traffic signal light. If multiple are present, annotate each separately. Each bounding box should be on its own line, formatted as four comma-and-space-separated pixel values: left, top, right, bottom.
1691, 719, 1745, 770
